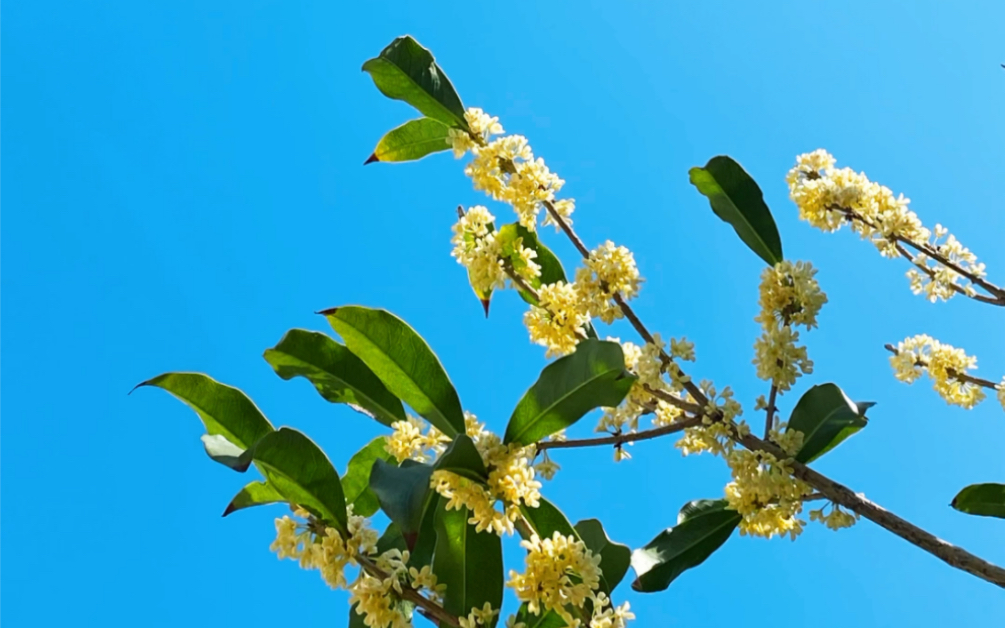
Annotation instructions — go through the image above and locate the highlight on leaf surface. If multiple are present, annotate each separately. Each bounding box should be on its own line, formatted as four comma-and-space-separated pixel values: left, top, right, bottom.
689, 155, 783, 266
362, 35, 468, 130
433, 506, 504, 622
341, 437, 395, 517
951, 483, 1005, 519
787, 383, 871, 463
366, 117, 451, 164
497, 222, 568, 306
223, 480, 285, 516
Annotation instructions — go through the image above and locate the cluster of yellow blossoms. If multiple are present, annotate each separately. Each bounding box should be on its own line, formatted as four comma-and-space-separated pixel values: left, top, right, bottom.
508, 532, 633, 628
889, 334, 990, 409
752, 260, 827, 393
271, 506, 443, 628
787, 150, 986, 301
385, 416, 449, 463
451, 205, 541, 296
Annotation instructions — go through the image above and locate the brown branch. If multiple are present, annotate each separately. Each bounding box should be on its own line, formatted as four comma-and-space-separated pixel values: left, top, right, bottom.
734, 430, 1005, 588
356, 555, 461, 627
883, 343, 1001, 390
892, 241, 1001, 306
763, 384, 779, 438
644, 384, 704, 415
536, 415, 703, 451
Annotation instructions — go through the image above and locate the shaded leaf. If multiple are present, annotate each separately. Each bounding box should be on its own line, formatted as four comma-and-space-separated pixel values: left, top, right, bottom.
367, 117, 451, 164
342, 438, 394, 517
576, 519, 631, 594
223, 480, 285, 516
951, 483, 1005, 519
787, 383, 870, 463
362, 35, 467, 130
369, 459, 435, 547
436, 434, 488, 483
505, 340, 635, 445
433, 507, 504, 623
264, 329, 405, 427
251, 427, 348, 533
631, 499, 740, 592
409, 495, 440, 569
201, 434, 253, 472
689, 156, 783, 266
497, 222, 567, 306
376, 522, 409, 555
519, 497, 579, 541
323, 306, 464, 437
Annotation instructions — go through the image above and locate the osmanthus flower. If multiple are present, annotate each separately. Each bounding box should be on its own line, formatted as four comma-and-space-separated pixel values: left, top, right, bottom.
752, 325, 813, 393
889, 334, 987, 409
270, 505, 379, 589
675, 381, 744, 457
385, 416, 450, 463
524, 281, 591, 358
574, 241, 643, 324
588, 593, 635, 628
449, 108, 504, 157
459, 603, 500, 628
349, 572, 411, 628
787, 150, 986, 301
809, 502, 859, 531
998, 379, 1005, 411
451, 206, 541, 295
507, 532, 603, 626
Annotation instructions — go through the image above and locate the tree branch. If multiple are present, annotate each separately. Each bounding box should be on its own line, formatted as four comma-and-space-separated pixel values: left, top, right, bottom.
883, 343, 1001, 389
356, 555, 461, 627
536, 415, 703, 451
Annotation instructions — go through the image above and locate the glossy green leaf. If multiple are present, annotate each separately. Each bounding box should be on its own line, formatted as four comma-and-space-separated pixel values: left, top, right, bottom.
366, 117, 451, 164
369, 459, 435, 547
251, 427, 348, 533
323, 306, 464, 437
409, 495, 440, 569
519, 497, 579, 541
951, 483, 1005, 519
135, 372, 274, 471
264, 329, 405, 426
497, 222, 567, 306
342, 438, 394, 517
348, 604, 367, 628
223, 480, 285, 516
689, 156, 783, 266
513, 604, 566, 628
433, 507, 504, 623
631, 499, 740, 592
576, 519, 631, 594
201, 434, 253, 472
362, 35, 467, 130
376, 522, 409, 555
787, 383, 870, 463
505, 340, 636, 445
436, 434, 488, 483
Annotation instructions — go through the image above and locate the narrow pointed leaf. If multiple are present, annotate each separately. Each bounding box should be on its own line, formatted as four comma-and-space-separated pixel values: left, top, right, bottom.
433, 507, 504, 623
689, 156, 783, 266
576, 519, 631, 594
435, 434, 488, 482
136, 372, 274, 470
323, 306, 464, 437
951, 483, 1005, 519
264, 329, 405, 426
369, 117, 451, 163
369, 459, 435, 546
223, 480, 285, 516
505, 340, 635, 445
362, 36, 467, 130
497, 222, 567, 306
787, 383, 870, 463
251, 427, 348, 533
342, 438, 394, 517
631, 499, 740, 592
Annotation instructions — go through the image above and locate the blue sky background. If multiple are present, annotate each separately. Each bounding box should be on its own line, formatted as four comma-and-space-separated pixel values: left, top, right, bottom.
4, 1, 1004, 625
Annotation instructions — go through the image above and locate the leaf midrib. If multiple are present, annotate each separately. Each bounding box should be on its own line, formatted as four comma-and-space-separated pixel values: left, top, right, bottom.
366, 57, 463, 128
645, 512, 739, 575
257, 460, 343, 532
509, 366, 622, 444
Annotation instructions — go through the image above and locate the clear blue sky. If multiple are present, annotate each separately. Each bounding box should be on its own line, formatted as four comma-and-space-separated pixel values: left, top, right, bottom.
4, 1, 1004, 625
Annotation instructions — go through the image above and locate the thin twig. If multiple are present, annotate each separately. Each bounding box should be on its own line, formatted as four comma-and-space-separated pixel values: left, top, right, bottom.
536, 415, 703, 451
356, 555, 461, 627
892, 241, 1000, 306
883, 343, 1001, 389
644, 384, 704, 415
763, 384, 779, 438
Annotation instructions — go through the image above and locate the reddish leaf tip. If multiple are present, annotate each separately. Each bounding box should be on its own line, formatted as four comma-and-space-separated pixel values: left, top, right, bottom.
363, 153, 379, 165
316, 307, 339, 316
481, 299, 491, 317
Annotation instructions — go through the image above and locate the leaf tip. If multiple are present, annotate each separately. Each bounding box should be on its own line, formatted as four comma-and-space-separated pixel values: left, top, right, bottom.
316, 307, 339, 317
480, 298, 490, 317
363, 153, 380, 165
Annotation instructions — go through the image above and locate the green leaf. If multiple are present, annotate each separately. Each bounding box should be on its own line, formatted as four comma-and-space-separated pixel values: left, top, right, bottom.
519, 497, 579, 541
135, 373, 274, 470
369, 459, 435, 547
433, 506, 504, 622
222, 480, 285, 516
496, 222, 567, 306
436, 434, 488, 483
409, 495, 440, 569
348, 604, 367, 628
631, 499, 740, 592
342, 438, 395, 517
787, 383, 870, 464
376, 522, 409, 555
201, 434, 253, 472
505, 340, 636, 445
689, 156, 783, 266
251, 427, 348, 533
951, 483, 1005, 519
264, 329, 405, 427
362, 35, 467, 130
323, 306, 465, 437
366, 117, 451, 164
513, 604, 567, 628
576, 519, 631, 594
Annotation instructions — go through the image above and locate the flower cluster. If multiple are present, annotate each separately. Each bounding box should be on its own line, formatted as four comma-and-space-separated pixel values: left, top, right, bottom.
889, 334, 987, 409
459, 603, 499, 628
385, 416, 449, 463
507, 532, 603, 626
451, 205, 541, 296
448, 108, 503, 157
752, 260, 826, 393
787, 150, 985, 301
809, 503, 859, 531
524, 281, 591, 358
675, 380, 744, 457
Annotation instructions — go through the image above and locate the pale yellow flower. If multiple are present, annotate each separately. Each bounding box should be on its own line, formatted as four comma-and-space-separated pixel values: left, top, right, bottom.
507, 532, 602, 625
890, 335, 986, 409
524, 281, 590, 358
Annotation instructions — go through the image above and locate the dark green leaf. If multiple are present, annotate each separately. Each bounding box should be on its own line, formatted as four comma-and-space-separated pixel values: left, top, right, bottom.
689, 156, 783, 266
264, 329, 405, 427
342, 438, 394, 517
369, 459, 435, 546
223, 480, 285, 516
519, 497, 579, 541
376, 522, 409, 555
496, 222, 567, 306
367, 118, 451, 164
436, 434, 488, 483
323, 306, 464, 437
251, 427, 348, 533
631, 499, 740, 592
409, 495, 440, 569
576, 519, 631, 594
951, 483, 1005, 519
135, 372, 274, 469
513, 604, 566, 628
505, 340, 635, 445
201, 434, 253, 472
349, 604, 367, 628
362, 36, 467, 130
433, 507, 504, 622
787, 383, 870, 463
